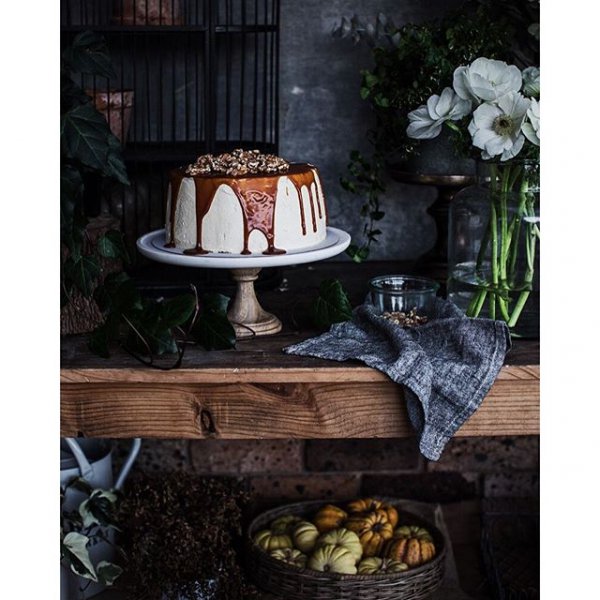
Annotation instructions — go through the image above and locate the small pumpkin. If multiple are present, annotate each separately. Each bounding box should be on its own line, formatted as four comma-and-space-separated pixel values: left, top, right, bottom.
347, 498, 399, 528
271, 514, 303, 535
253, 529, 293, 552
316, 528, 363, 562
345, 510, 394, 557
269, 547, 308, 569
307, 544, 357, 575
384, 526, 436, 567
357, 557, 409, 575
313, 504, 348, 533
292, 520, 320, 553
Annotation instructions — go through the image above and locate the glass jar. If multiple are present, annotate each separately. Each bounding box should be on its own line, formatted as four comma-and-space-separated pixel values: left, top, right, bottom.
447, 160, 540, 338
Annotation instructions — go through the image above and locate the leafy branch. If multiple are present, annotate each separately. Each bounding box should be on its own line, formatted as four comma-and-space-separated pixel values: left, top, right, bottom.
89, 273, 236, 365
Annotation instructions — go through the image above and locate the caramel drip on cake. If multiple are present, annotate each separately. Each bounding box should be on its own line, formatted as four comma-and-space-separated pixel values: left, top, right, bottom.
166, 170, 185, 247
232, 178, 284, 255
289, 168, 319, 233
167, 164, 321, 255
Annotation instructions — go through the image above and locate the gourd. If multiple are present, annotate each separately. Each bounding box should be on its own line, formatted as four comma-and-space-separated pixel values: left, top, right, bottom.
269, 547, 308, 569
315, 528, 363, 562
253, 529, 293, 552
357, 557, 409, 575
292, 520, 320, 553
384, 526, 436, 567
307, 544, 357, 575
345, 510, 394, 557
271, 514, 303, 535
313, 504, 348, 533
347, 498, 399, 528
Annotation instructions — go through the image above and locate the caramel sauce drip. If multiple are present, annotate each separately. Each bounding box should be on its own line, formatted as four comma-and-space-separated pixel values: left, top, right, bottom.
166, 164, 324, 255
165, 170, 185, 248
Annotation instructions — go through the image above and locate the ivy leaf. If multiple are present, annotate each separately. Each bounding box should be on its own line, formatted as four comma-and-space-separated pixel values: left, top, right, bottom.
79, 489, 119, 528
96, 561, 123, 586
61, 532, 97, 582
95, 272, 142, 314
64, 254, 101, 297
192, 313, 236, 351
61, 103, 114, 174
161, 294, 197, 329
97, 230, 130, 263
311, 279, 353, 329
105, 132, 130, 185
202, 292, 231, 314
191, 295, 235, 351
62, 30, 116, 79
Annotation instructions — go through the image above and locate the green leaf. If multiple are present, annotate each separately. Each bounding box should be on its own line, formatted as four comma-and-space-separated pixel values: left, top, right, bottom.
62, 31, 116, 78
96, 561, 123, 586
311, 279, 353, 329
95, 272, 142, 314
161, 294, 197, 329
202, 292, 231, 315
79, 489, 119, 528
64, 254, 101, 297
370, 210, 385, 221
191, 311, 236, 351
105, 132, 130, 185
97, 230, 130, 262
61, 532, 97, 582
61, 103, 115, 174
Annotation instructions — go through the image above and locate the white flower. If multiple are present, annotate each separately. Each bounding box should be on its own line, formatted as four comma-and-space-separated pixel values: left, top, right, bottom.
522, 67, 540, 97
521, 98, 540, 146
406, 87, 472, 140
453, 57, 522, 103
468, 91, 531, 161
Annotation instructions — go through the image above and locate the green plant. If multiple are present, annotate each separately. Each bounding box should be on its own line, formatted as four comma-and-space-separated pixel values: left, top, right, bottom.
60, 477, 124, 597
61, 32, 236, 362
61, 31, 130, 306
334, 0, 539, 260
311, 279, 353, 329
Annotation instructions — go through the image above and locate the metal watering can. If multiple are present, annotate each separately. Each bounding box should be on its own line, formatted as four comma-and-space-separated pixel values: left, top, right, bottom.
61, 438, 142, 600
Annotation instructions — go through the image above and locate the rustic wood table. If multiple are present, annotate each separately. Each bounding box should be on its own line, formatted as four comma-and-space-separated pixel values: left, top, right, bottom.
60, 261, 539, 439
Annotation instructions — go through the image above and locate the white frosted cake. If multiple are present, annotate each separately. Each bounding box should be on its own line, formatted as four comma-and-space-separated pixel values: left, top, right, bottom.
165, 149, 328, 255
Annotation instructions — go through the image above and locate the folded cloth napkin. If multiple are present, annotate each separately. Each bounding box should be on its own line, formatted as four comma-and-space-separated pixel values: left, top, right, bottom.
284, 298, 511, 461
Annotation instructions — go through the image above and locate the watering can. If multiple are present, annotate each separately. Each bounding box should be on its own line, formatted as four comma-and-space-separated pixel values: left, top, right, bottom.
60, 438, 141, 599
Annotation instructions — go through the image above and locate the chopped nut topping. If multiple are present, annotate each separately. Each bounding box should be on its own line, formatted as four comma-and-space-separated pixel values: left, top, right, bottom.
185, 148, 290, 176
381, 308, 428, 328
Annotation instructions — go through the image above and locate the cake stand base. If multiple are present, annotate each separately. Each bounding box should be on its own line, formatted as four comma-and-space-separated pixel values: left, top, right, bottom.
136, 228, 351, 342
227, 268, 282, 339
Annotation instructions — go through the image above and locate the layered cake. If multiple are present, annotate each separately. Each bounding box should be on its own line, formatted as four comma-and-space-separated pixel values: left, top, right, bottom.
165, 149, 328, 255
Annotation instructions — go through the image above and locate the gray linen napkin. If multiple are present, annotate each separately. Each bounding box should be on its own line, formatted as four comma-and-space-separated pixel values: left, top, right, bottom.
284, 298, 511, 461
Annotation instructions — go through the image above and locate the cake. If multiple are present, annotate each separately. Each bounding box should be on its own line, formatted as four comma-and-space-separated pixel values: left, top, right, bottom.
165, 149, 328, 255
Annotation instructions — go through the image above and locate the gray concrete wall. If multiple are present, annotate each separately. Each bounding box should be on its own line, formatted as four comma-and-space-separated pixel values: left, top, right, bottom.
278, 0, 463, 260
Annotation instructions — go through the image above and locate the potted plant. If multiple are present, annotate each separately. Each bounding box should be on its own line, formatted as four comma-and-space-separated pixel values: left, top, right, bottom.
333, 0, 540, 260
61, 477, 124, 600
117, 472, 259, 599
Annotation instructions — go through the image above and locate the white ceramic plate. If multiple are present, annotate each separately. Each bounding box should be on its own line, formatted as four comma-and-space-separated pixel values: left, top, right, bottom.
136, 227, 351, 269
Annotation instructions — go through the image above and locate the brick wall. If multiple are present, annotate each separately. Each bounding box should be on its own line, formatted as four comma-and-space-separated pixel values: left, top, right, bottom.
118, 436, 539, 510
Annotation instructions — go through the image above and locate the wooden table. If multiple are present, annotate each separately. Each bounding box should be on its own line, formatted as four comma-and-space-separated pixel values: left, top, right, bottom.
60, 261, 539, 439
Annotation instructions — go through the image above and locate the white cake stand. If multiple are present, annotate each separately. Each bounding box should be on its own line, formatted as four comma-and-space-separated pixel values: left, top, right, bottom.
137, 227, 351, 339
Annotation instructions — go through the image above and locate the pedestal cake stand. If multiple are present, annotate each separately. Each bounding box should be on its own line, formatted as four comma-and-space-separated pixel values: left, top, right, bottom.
137, 228, 351, 339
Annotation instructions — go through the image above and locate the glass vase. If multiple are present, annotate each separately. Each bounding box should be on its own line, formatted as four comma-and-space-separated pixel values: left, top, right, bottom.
447, 160, 540, 338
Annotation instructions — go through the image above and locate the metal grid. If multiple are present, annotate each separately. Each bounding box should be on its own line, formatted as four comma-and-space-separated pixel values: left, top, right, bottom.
61, 0, 280, 250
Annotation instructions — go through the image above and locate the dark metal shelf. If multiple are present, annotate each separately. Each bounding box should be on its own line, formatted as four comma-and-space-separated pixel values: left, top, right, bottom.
61, 24, 276, 34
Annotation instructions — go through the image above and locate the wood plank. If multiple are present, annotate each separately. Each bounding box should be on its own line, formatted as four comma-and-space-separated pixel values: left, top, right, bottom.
60, 261, 539, 439
60, 375, 538, 439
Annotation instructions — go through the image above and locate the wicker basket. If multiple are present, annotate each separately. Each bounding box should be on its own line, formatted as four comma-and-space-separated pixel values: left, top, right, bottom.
246, 499, 446, 600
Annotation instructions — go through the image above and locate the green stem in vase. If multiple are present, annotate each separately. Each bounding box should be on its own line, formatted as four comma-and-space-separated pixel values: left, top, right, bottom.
508, 197, 538, 328
466, 288, 488, 318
